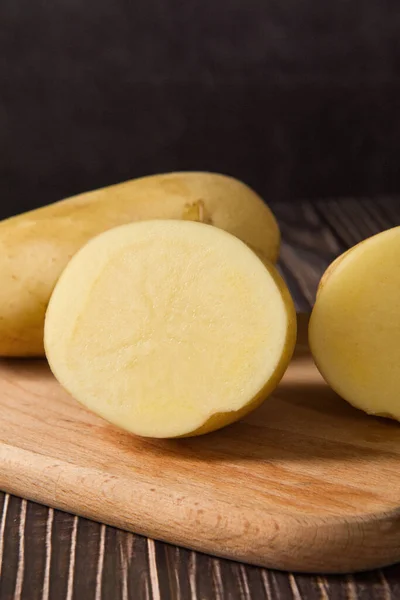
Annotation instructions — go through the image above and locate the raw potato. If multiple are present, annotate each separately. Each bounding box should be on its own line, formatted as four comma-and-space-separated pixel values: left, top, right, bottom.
45, 220, 296, 438
0, 172, 280, 356
309, 226, 400, 420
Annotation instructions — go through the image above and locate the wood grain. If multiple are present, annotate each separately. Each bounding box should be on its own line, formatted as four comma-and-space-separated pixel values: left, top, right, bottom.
0, 197, 399, 599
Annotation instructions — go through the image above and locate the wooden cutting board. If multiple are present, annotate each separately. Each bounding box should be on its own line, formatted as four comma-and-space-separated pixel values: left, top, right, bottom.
1, 314, 400, 574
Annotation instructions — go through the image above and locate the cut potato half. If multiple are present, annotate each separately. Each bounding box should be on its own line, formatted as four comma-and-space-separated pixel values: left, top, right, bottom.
309, 226, 400, 420
45, 220, 296, 438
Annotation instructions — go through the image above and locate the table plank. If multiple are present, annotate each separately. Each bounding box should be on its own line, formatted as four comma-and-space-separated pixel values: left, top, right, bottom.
0, 197, 399, 600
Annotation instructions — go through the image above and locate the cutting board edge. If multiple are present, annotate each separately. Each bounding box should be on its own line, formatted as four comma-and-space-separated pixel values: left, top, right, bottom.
2, 441, 400, 574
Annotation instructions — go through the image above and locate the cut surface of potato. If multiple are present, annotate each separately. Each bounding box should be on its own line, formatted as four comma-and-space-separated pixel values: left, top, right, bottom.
0, 172, 279, 356
309, 226, 400, 420
45, 220, 295, 438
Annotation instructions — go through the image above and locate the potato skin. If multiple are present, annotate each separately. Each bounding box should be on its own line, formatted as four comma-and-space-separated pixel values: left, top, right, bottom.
0, 172, 280, 356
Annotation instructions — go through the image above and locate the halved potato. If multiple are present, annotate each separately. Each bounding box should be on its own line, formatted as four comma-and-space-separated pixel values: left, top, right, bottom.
45, 220, 295, 438
309, 226, 400, 420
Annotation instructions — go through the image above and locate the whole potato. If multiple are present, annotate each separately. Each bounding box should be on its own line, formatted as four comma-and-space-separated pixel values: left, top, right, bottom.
0, 172, 280, 356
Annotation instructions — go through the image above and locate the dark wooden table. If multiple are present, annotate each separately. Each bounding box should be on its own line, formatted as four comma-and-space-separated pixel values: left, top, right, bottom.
1, 197, 400, 599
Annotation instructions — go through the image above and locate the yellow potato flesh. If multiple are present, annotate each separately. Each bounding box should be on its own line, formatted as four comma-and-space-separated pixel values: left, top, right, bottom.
0, 172, 280, 356
45, 220, 296, 438
309, 226, 400, 419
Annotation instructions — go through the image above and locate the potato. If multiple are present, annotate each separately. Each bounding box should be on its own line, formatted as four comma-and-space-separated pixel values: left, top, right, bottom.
45, 220, 296, 438
0, 172, 280, 356
309, 226, 400, 420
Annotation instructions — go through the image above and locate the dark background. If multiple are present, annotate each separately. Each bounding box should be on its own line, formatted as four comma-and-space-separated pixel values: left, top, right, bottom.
1, 0, 400, 217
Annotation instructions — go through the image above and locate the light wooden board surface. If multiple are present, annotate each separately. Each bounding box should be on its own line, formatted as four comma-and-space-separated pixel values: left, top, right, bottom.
0, 314, 400, 574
